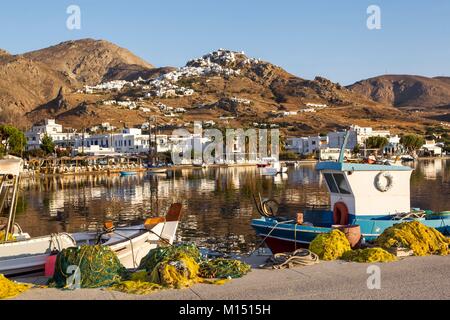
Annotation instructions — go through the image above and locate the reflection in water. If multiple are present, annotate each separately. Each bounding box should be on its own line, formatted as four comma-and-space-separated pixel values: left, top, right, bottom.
411, 159, 449, 213
15, 160, 450, 254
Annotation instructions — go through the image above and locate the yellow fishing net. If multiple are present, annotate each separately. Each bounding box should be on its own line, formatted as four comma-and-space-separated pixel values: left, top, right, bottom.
0, 274, 32, 299
0, 231, 15, 243
110, 244, 249, 295
342, 248, 397, 263
377, 221, 450, 256
110, 281, 162, 295
149, 253, 200, 289
309, 229, 351, 261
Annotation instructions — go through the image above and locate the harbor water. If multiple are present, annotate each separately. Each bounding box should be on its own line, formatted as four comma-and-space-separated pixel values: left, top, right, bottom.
15, 159, 450, 254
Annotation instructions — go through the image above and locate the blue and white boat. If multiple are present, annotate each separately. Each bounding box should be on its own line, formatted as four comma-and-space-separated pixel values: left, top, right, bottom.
251, 132, 450, 254
120, 171, 138, 177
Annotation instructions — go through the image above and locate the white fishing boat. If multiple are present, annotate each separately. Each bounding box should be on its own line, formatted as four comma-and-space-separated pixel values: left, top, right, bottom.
193, 161, 208, 169
261, 161, 288, 176
400, 154, 415, 162
0, 205, 182, 277
0, 156, 183, 277
72, 203, 182, 270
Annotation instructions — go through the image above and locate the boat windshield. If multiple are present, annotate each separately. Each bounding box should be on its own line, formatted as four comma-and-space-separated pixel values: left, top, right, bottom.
323, 173, 352, 195
323, 173, 339, 193
333, 173, 352, 194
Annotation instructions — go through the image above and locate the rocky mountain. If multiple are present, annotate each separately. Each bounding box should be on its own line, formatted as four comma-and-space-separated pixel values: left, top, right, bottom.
23, 39, 154, 86
28, 48, 421, 135
0, 53, 71, 126
0, 39, 447, 134
348, 75, 450, 109
0, 39, 155, 127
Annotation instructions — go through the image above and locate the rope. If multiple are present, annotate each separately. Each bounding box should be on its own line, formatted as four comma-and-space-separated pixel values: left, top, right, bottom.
247, 219, 295, 257
392, 212, 426, 221
111, 232, 137, 269
260, 249, 319, 270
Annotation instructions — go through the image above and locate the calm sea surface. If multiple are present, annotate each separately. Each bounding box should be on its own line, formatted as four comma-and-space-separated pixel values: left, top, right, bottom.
14, 159, 450, 254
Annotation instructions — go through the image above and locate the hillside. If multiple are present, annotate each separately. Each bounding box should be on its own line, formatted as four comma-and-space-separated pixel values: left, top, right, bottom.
27, 49, 427, 135
0, 39, 447, 134
23, 39, 154, 86
0, 54, 71, 126
348, 75, 450, 109
0, 39, 155, 127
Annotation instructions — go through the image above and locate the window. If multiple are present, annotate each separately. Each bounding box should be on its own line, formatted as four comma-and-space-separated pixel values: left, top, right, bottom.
333, 173, 352, 194
323, 173, 352, 195
323, 173, 339, 193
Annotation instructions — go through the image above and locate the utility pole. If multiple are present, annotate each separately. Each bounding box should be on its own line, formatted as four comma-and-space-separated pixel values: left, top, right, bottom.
82, 127, 85, 155
148, 116, 158, 166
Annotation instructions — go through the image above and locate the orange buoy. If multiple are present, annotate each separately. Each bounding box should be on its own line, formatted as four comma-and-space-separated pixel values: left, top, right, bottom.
333, 202, 349, 226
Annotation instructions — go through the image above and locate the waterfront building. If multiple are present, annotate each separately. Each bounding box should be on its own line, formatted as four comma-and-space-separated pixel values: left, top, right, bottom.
419, 139, 443, 157
73, 128, 170, 155
286, 136, 328, 155
25, 119, 76, 151
383, 135, 404, 155
288, 125, 393, 156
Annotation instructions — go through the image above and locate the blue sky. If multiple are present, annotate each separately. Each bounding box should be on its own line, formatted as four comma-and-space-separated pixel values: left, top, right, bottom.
0, 0, 449, 85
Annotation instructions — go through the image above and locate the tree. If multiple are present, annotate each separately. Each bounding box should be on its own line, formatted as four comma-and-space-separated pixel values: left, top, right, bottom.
365, 136, 389, 150
400, 134, 425, 152
40, 134, 56, 155
352, 144, 361, 155
0, 125, 26, 157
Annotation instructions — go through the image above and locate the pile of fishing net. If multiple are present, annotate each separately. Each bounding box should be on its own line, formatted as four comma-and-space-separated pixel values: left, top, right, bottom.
49, 243, 251, 294
309, 230, 396, 263
50, 245, 128, 289
342, 248, 397, 263
0, 231, 15, 242
199, 258, 252, 279
0, 274, 32, 299
309, 229, 351, 261
376, 221, 450, 256
111, 244, 251, 294
134, 244, 203, 289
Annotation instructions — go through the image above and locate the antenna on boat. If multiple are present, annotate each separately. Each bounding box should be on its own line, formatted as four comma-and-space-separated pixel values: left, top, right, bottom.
338, 130, 351, 163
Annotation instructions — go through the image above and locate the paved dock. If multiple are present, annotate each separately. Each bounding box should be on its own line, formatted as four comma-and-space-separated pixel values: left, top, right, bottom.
13, 255, 450, 300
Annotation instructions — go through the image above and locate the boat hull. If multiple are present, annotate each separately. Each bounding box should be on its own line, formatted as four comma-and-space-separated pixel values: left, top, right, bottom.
252, 213, 450, 254
0, 233, 77, 277
1, 220, 181, 277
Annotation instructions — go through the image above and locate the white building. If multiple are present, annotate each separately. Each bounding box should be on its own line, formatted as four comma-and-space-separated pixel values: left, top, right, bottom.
420, 140, 443, 156
26, 119, 76, 151
287, 125, 393, 157
328, 125, 390, 150
73, 128, 170, 155
306, 103, 328, 108
286, 136, 328, 155
73, 145, 119, 157
383, 135, 404, 155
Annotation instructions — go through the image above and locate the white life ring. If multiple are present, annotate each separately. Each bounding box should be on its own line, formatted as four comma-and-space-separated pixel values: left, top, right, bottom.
375, 172, 394, 192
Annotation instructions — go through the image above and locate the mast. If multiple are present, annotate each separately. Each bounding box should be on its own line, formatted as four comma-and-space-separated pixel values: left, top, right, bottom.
338, 130, 351, 163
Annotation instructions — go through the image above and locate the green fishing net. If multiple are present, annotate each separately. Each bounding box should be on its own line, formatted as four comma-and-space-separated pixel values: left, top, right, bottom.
199, 258, 251, 279
50, 245, 128, 289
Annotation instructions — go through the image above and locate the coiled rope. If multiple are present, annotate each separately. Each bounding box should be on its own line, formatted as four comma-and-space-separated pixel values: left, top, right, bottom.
260, 249, 319, 270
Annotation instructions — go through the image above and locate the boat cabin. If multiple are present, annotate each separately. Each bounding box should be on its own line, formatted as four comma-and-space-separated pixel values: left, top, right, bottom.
316, 161, 413, 224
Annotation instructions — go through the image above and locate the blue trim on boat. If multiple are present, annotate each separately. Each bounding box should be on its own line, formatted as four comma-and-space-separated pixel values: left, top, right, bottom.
251, 214, 450, 246
315, 162, 413, 172
120, 171, 137, 176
